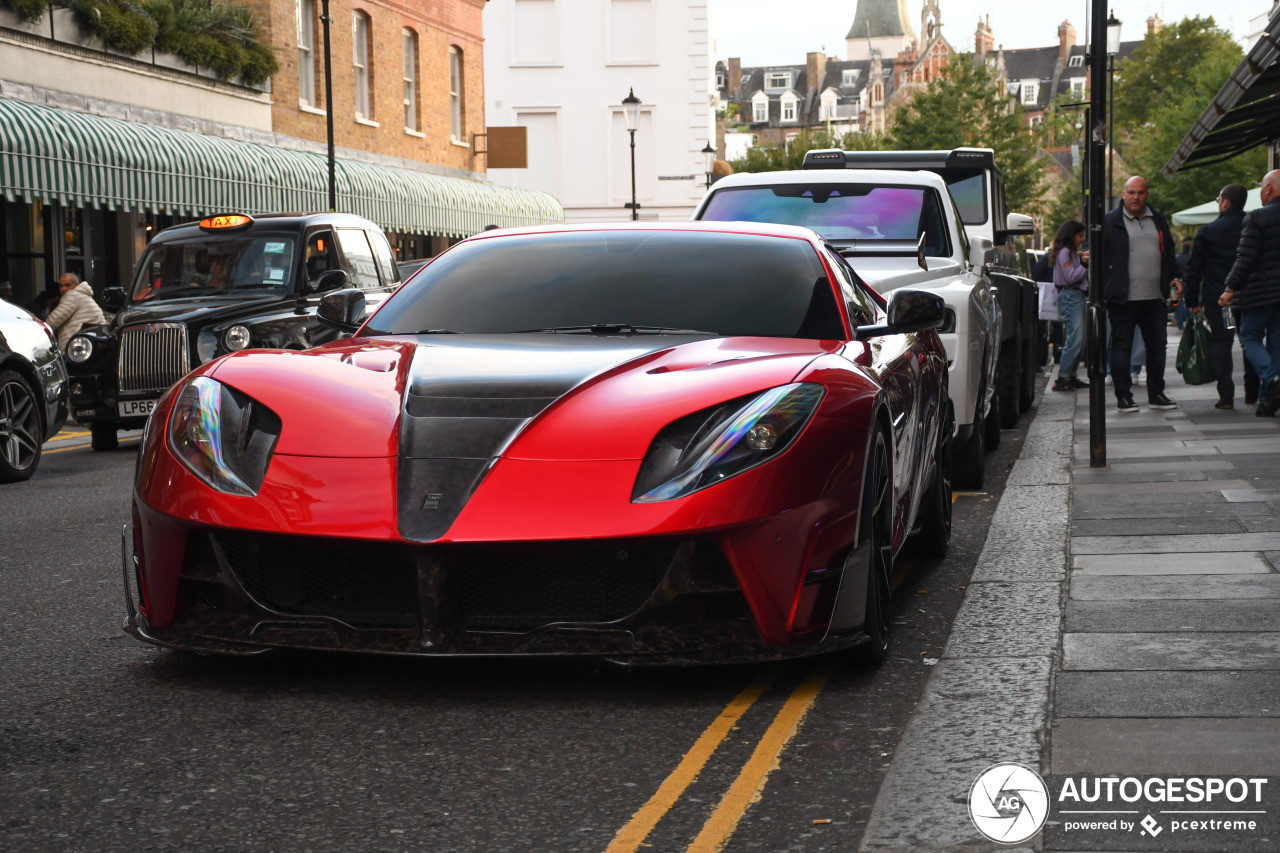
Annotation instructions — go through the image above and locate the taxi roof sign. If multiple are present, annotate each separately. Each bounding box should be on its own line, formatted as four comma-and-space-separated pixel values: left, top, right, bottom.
199, 214, 254, 231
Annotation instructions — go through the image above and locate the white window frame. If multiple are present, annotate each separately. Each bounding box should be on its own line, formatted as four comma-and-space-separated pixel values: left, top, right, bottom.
296, 0, 315, 107
353, 12, 370, 119
449, 45, 463, 142
402, 29, 417, 132
752, 95, 767, 122
1029, 114, 1043, 129
820, 94, 837, 121
1070, 78, 1085, 101
765, 72, 789, 90
1021, 81, 1038, 105
781, 96, 797, 123
1068, 54, 1084, 68
841, 69, 859, 86
715, 71, 725, 88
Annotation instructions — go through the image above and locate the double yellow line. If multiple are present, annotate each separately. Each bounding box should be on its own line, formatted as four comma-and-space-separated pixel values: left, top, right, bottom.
605, 668, 831, 853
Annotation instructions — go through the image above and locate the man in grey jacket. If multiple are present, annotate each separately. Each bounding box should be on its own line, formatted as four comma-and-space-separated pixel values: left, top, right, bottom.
1222, 170, 1280, 416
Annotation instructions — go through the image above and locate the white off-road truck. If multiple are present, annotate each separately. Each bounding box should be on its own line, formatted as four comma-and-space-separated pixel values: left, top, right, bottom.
693, 167, 998, 488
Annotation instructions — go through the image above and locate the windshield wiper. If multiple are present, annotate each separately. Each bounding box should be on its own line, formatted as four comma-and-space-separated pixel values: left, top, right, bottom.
512, 323, 716, 335
414, 328, 459, 334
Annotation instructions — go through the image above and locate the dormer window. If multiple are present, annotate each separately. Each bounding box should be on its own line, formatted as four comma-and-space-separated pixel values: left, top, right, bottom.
841, 69, 860, 86
781, 95, 797, 123
1070, 78, 1085, 101
765, 72, 789, 90
1020, 81, 1038, 104
1068, 54, 1084, 68
716, 71, 726, 88
751, 91, 768, 122
820, 92, 838, 120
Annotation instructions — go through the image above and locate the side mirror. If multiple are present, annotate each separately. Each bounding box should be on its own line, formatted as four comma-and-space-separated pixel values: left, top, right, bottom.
855, 289, 946, 339
308, 269, 348, 294
101, 287, 127, 311
1006, 212, 1036, 235
317, 288, 367, 331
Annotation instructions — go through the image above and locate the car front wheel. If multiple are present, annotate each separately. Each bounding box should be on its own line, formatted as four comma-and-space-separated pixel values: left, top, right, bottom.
0, 369, 43, 483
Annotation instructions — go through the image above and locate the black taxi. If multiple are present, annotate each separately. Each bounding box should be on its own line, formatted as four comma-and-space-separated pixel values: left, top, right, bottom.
65, 212, 400, 450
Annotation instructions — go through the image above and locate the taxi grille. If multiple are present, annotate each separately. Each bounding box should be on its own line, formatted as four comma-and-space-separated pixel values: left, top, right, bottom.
118, 323, 191, 395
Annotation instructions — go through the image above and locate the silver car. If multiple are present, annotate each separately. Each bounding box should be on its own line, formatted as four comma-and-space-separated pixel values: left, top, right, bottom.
0, 300, 68, 482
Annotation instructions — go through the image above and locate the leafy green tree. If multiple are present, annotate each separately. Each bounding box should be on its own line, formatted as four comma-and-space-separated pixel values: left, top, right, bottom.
1113, 16, 1265, 214
728, 128, 889, 173
888, 55, 1046, 215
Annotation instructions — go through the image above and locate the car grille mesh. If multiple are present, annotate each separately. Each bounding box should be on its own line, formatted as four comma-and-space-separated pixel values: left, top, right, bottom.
216, 533, 420, 628
450, 541, 674, 631
118, 324, 191, 395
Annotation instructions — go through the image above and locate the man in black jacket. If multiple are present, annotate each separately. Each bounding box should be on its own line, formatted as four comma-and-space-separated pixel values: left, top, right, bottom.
1222, 170, 1280, 416
1186, 184, 1248, 408
1104, 176, 1181, 413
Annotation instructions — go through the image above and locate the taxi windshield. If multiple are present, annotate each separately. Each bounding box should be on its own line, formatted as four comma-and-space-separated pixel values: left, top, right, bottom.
130, 235, 297, 302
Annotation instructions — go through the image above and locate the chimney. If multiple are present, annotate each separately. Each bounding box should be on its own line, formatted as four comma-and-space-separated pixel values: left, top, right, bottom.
728, 57, 742, 98
975, 15, 993, 61
1147, 14, 1162, 35
1058, 19, 1076, 63
806, 51, 827, 95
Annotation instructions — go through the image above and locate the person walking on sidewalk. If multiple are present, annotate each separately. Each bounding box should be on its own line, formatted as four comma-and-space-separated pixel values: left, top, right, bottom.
1104, 176, 1181, 413
1186, 183, 1248, 409
1221, 170, 1280, 417
1051, 220, 1090, 392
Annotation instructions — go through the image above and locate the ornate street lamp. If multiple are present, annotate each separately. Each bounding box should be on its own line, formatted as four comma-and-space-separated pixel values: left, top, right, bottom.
1106, 10, 1122, 211
623, 88, 641, 220
702, 142, 716, 189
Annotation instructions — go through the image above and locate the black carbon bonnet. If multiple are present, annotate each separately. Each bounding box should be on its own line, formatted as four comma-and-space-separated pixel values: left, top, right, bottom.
396, 334, 703, 542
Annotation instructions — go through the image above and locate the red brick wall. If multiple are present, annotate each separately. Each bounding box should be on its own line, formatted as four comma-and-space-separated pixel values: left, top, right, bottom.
252, 0, 486, 173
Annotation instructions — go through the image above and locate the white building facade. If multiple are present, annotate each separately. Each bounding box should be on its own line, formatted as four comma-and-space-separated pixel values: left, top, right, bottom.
484, 0, 715, 221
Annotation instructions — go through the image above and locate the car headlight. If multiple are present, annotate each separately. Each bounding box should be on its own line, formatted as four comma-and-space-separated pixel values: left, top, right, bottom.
167, 376, 282, 496
223, 325, 252, 351
66, 335, 93, 363
633, 383, 825, 503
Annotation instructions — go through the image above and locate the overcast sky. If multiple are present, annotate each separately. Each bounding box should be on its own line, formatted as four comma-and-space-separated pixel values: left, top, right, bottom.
707, 1, 1271, 66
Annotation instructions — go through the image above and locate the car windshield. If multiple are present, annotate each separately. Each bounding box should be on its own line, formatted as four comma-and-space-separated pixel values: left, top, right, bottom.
700, 184, 950, 256
363, 230, 845, 339
129, 235, 297, 302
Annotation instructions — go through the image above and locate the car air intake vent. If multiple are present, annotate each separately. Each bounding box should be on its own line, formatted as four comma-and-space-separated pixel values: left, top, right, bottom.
450, 540, 676, 631
118, 323, 191, 394
216, 532, 420, 628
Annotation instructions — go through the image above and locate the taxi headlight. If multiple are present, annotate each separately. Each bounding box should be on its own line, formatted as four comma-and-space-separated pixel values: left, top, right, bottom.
223, 325, 252, 351
167, 376, 281, 496
66, 335, 93, 363
632, 383, 825, 502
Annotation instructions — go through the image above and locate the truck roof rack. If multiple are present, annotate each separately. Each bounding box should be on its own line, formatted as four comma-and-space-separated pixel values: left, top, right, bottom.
801, 147, 999, 174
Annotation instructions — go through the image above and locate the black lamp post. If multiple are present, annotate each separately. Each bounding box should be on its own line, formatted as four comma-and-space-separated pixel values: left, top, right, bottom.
1085, 0, 1111, 467
702, 142, 716, 189
623, 88, 641, 220
1106, 10, 1122, 211
321, 0, 336, 212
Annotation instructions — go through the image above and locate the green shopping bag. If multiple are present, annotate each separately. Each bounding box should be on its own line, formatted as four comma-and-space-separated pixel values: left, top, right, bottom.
1176, 314, 1215, 385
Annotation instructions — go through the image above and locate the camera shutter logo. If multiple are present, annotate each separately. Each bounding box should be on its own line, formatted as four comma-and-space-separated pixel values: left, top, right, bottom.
968, 762, 1050, 844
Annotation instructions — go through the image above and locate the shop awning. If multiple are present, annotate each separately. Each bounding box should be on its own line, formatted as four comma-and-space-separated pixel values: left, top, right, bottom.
0, 98, 562, 236
1163, 6, 1280, 175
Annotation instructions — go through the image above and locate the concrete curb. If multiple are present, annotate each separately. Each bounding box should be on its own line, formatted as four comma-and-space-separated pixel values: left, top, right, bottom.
860, 379, 1074, 853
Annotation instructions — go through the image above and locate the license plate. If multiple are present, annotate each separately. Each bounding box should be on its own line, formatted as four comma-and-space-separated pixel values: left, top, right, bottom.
118, 398, 158, 418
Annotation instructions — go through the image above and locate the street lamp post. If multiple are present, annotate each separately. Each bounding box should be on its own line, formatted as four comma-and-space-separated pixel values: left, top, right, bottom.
1106, 11, 1122, 211
320, 0, 336, 212
701, 142, 716, 189
1085, 0, 1111, 467
622, 88, 641, 220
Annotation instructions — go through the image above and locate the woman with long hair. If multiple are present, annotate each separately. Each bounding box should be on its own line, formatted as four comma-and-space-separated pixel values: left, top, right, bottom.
1052, 219, 1089, 391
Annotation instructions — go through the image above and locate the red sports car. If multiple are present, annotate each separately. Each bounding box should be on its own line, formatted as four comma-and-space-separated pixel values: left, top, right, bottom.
124, 222, 952, 664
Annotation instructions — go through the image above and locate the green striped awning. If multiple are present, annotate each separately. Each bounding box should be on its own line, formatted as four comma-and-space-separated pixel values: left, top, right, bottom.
0, 98, 562, 236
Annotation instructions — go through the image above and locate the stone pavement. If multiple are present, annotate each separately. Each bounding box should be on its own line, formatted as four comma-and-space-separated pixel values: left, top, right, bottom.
860, 330, 1280, 853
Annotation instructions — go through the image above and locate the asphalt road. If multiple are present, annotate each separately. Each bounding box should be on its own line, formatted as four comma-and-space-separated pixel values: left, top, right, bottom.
1, 415, 1029, 852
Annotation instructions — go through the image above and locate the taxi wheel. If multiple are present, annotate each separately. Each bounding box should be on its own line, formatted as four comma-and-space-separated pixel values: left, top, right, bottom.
91, 424, 119, 452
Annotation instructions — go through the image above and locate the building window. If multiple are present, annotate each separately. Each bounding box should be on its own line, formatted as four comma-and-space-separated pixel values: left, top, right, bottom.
752, 99, 767, 122
741, 73, 750, 86
353, 12, 371, 119
782, 99, 796, 122
1068, 54, 1084, 68
1021, 81, 1038, 105
765, 72, 788, 89
1029, 115, 1043, 129
715, 71, 725, 88
449, 45, 463, 142
841, 69, 859, 86
820, 96, 835, 120
403, 29, 418, 131
296, 0, 315, 106
1070, 78, 1085, 101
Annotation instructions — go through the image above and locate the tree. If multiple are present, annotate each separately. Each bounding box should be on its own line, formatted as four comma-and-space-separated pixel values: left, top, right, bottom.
728, 128, 888, 174
1113, 16, 1266, 215
888, 55, 1047, 215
